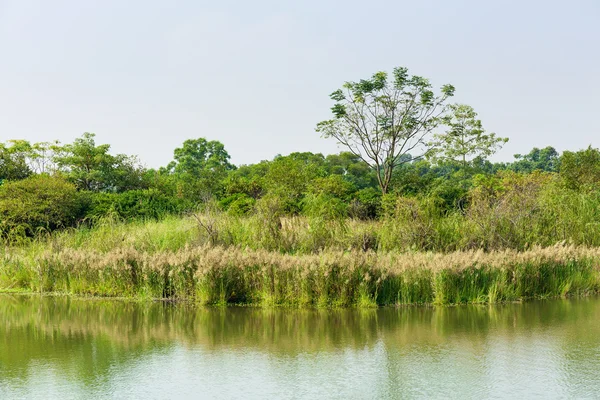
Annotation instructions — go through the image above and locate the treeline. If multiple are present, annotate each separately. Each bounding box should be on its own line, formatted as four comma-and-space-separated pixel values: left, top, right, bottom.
2, 65, 600, 252
0, 132, 599, 249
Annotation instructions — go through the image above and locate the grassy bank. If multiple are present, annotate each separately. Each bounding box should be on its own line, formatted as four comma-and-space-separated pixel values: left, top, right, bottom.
2, 238, 599, 306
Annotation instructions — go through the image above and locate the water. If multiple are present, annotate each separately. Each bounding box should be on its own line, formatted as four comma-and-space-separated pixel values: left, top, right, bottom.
1, 295, 600, 399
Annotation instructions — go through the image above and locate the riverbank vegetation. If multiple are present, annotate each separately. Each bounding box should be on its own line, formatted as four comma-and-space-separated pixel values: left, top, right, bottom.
2, 240, 599, 306
1, 66, 600, 305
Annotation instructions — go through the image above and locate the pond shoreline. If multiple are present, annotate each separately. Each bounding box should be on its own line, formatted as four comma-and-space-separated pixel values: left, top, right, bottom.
1, 289, 598, 309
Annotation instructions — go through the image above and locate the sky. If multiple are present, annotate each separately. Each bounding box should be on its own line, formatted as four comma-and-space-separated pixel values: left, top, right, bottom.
0, 0, 598, 168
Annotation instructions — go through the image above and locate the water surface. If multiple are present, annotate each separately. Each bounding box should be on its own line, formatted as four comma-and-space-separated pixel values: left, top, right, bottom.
1, 294, 600, 399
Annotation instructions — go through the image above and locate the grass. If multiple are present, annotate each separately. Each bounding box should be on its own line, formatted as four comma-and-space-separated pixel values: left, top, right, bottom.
2, 210, 600, 307
2, 232, 599, 306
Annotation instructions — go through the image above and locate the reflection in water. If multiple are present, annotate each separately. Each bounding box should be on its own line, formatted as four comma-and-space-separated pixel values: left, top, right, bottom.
1, 294, 600, 399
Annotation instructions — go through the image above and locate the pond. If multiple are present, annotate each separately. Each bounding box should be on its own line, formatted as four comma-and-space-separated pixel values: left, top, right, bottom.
1, 294, 599, 399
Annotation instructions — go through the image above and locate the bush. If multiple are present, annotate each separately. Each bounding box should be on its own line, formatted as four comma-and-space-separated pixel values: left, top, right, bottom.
0, 175, 82, 237
428, 174, 470, 213
379, 195, 443, 251
465, 171, 553, 249
85, 189, 190, 221
302, 194, 347, 251
219, 193, 256, 216
560, 146, 600, 192
348, 187, 381, 220
252, 195, 286, 250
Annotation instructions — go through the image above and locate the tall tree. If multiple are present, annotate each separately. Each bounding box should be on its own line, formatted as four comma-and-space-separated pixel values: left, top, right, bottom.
428, 104, 507, 168
0, 142, 32, 182
166, 138, 235, 198
168, 138, 234, 176
55, 132, 145, 192
316, 66, 455, 194
263, 152, 326, 205
28, 141, 63, 174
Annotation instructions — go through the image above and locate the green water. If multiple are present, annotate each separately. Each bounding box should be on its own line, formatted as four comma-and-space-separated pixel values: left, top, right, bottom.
1, 295, 599, 399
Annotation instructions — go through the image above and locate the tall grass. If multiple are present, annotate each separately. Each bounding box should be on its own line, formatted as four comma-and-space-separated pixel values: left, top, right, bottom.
5, 173, 600, 255
1, 243, 599, 306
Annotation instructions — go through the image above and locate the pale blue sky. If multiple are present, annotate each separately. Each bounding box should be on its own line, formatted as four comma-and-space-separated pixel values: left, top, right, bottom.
1, 0, 598, 167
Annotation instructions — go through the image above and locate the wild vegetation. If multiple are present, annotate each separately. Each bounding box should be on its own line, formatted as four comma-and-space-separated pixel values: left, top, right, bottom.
1, 66, 600, 306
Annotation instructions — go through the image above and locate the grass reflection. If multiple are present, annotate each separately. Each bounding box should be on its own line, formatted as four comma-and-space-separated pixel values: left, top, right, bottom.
1, 294, 600, 388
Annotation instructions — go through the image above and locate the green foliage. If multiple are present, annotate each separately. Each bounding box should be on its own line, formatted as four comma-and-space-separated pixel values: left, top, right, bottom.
252, 195, 286, 250
55, 132, 146, 192
220, 193, 256, 216
317, 66, 455, 194
169, 138, 234, 176
263, 153, 326, 213
428, 104, 507, 167
0, 141, 32, 182
379, 195, 447, 251
510, 146, 559, 173
302, 194, 348, 221
223, 172, 264, 199
2, 126, 600, 258
324, 152, 377, 189
166, 138, 235, 199
560, 146, 600, 191
0, 175, 82, 237
466, 171, 555, 250
85, 189, 191, 221
391, 160, 436, 196
302, 194, 348, 251
428, 174, 470, 212
348, 187, 382, 220
308, 174, 355, 200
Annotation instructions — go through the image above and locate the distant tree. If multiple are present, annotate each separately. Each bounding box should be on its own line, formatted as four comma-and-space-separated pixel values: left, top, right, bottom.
428, 104, 507, 168
560, 146, 600, 191
0, 142, 32, 182
166, 138, 235, 198
263, 153, 326, 212
317, 66, 455, 194
168, 138, 234, 176
27, 141, 63, 174
0, 139, 65, 177
55, 132, 146, 192
223, 162, 268, 199
510, 146, 559, 173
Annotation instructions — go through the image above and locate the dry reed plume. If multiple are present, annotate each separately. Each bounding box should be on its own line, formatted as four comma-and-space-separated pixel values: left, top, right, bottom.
2, 243, 599, 306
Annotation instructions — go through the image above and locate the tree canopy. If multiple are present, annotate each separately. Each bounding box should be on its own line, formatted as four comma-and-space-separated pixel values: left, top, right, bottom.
316, 66, 455, 194
428, 104, 507, 168
55, 132, 146, 192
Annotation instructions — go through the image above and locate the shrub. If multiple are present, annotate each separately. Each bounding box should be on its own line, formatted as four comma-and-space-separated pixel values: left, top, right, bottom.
252, 195, 285, 250
0, 175, 82, 237
465, 171, 553, 249
560, 146, 600, 192
379, 195, 443, 251
219, 193, 256, 216
348, 187, 382, 220
85, 189, 190, 221
302, 194, 348, 251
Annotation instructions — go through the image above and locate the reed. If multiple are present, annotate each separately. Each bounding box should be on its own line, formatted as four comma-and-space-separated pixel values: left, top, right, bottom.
1, 243, 599, 306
